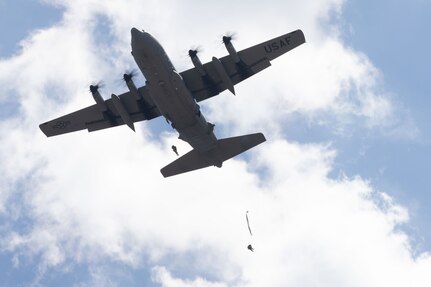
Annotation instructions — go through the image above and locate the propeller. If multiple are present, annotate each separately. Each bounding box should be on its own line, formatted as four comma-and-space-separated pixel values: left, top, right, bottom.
122, 69, 138, 83
188, 46, 202, 58
89, 81, 104, 94
222, 32, 237, 45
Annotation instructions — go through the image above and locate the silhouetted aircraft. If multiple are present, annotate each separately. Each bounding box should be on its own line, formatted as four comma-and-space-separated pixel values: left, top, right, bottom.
40, 28, 305, 177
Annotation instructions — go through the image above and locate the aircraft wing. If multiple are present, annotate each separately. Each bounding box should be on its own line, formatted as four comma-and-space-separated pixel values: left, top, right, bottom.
39, 86, 161, 137
180, 29, 305, 102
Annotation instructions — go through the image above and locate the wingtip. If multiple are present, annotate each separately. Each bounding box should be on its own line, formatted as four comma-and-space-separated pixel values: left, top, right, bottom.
297, 29, 306, 43
160, 168, 170, 178
38, 123, 50, 137
257, 132, 266, 143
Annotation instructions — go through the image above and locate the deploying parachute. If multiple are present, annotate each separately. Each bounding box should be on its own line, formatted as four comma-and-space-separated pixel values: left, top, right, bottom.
246, 211, 254, 252
246, 211, 253, 236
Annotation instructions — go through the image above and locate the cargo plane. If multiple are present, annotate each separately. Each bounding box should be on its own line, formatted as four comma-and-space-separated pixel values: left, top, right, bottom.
39, 28, 305, 177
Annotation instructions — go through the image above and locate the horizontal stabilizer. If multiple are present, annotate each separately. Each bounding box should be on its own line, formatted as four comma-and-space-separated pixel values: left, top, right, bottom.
161, 133, 266, 177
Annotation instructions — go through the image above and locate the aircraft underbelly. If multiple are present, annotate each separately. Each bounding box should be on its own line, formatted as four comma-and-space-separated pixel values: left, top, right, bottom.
135, 47, 217, 151
178, 122, 217, 152
149, 73, 196, 128
152, 78, 217, 151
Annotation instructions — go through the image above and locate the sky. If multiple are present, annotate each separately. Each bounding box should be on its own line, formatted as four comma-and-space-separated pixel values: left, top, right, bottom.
0, 0, 430, 286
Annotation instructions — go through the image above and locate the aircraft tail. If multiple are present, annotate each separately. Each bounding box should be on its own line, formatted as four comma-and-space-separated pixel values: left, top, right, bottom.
160, 133, 266, 177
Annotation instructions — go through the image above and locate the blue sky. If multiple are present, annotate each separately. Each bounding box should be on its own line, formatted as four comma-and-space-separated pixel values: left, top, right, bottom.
0, 0, 61, 56
342, 0, 431, 249
1, 0, 431, 286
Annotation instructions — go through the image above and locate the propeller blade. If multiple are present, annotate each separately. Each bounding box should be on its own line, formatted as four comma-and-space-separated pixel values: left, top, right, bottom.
89, 81, 104, 93
188, 46, 202, 58
222, 32, 237, 44
122, 69, 138, 83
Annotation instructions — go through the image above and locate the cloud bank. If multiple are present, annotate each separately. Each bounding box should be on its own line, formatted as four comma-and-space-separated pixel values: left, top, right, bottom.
0, 0, 429, 286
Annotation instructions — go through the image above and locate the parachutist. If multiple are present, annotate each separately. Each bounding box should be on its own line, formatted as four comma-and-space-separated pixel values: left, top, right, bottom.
247, 244, 254, 252
172, 145, 179, 156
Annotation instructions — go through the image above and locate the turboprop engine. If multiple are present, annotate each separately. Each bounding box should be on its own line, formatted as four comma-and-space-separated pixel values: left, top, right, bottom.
222, 34, 252, 78
188, 49, 207, 76
222, 35, 240, 63
123, 72, 143, 100
89, 84, 107, 112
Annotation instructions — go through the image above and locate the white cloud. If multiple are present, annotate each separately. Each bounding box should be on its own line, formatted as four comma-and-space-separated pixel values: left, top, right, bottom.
152, 266, 228, 287
0, 0, 428, 286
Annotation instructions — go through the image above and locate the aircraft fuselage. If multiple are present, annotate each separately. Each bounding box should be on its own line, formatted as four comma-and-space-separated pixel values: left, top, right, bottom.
130, 28, 217, 152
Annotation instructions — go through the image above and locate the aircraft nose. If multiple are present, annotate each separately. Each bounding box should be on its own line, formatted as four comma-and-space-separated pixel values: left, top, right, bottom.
131, 27, 145, 49
131, 27, 142, 38
130, 28, 155, 57
131, 28, 150, 44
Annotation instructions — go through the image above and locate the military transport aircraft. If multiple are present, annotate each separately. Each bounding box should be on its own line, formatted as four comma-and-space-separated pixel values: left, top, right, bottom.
39, 28, 305, 177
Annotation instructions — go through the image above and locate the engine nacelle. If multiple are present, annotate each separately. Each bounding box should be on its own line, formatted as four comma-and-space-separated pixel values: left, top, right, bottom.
123, 73, 142, 100
188, 50, 207, 77
222, 36, 240, 64
111, 93, 135, 131
89, 85, 107, 112
212, 56, 235, 95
